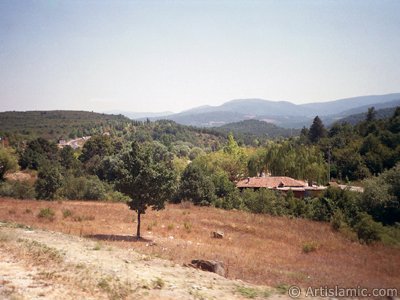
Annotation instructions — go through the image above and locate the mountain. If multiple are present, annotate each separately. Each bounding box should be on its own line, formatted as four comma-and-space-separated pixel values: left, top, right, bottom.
334, 106, 399, 125
300, 94, 400, 116
147, 93, 400, 128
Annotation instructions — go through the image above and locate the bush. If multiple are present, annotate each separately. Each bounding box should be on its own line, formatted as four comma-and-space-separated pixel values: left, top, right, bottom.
331, 209, 346, 231
242, 189, 279, 215
35, 165, 62, 200
0, 181, 36, 199
0, 147, 18, 180
37, 208, 55, 221
302, 241, 318, 253
178, 164, 216, 205
354, 213, 384, 244
213, 189, 244, 210
59, 175, 107, 200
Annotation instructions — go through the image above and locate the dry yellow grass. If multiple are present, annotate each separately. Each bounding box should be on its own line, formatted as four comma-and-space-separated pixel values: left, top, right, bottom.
0, 197, 399, 289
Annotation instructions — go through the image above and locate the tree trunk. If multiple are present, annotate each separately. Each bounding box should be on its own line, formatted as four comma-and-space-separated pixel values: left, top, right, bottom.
136, 210, 141, 239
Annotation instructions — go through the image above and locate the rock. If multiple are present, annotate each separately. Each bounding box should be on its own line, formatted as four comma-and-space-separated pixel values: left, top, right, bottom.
189, 259, 225, 277
212, 231, 224, 239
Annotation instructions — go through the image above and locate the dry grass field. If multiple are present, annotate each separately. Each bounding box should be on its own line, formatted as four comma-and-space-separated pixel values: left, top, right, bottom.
1, 198, 399, 290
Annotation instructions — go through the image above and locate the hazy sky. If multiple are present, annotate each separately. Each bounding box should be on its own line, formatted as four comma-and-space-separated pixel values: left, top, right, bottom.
0, 0, 399, 113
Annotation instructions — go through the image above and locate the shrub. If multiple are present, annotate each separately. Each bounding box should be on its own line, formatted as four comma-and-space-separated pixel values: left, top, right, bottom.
37, 208, 55, 221
59, 175, 107, 200
0, 181, 36, 199
35, 166, 62, 200
183, 221, 192, 233
242, 189, 279, 214
0, 147, 18, 180
178, 164, 216, 205
62, 209, 73, 218
302, 241, 318, 253
331, 209, 346, 231
354, 213, 384, 244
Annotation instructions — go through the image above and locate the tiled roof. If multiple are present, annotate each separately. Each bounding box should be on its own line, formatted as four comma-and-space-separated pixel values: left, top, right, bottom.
236, 176, 307, 188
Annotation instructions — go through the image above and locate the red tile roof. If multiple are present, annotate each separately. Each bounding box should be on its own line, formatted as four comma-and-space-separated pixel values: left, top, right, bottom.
236, 176, 307, 188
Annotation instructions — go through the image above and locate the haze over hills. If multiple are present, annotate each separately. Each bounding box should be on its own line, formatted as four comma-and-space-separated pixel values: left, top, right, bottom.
128, 93, 400, 128
104, 110, 174, 120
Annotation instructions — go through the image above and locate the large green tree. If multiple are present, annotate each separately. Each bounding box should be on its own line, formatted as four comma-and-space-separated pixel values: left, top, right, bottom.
308, 116, 326, 143
178, 163, 216, 205
19, 137, 58, 170
35, 165, 62, 200
115, 142, 176, 238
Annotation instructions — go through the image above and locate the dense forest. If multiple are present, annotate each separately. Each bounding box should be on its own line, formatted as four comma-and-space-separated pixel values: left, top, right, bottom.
213, 119, 300, 145
0, 106, 399, 245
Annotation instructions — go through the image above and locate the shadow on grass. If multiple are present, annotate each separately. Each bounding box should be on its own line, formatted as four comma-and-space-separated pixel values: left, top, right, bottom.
85, 234, 152, 242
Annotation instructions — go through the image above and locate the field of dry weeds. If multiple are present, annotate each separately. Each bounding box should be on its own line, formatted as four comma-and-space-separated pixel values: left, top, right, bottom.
0, 198, 399, 290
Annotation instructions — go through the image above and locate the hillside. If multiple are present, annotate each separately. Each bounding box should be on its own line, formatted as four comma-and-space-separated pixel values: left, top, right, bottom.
334, 106, 399, 125
142, 93, 400, 128
0, 111, 131, 141
0, 199, 399, 295
0, 219, 274, 300
0, 111, 226, 149
213, 119, 300, 144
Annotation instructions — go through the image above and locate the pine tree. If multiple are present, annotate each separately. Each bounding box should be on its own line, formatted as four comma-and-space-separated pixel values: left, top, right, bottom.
308, 116, 326, 143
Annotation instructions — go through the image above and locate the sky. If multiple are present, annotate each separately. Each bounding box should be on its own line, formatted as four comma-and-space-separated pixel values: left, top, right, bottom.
0, 0, 399, 113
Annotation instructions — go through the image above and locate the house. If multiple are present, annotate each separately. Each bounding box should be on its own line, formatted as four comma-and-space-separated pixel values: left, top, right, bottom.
236, 176, 326, 198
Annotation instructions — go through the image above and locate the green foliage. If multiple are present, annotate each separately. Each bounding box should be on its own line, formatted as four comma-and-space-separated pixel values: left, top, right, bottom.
79, 135, 115, 165
241, 189, 280, 215
19, 138, 58, 170
178, 163, 216, 205
215, 119, 299, 145
37, 208, 55, 221
59, 175, 108, 200
0, 180, 36, 199
354, 213, 384, 244
330, 209, 346, 231
261, 141, 327, 184
35, 165, 62, 200
0, 110, 131, 141
114, 141, 177, 237
308, 116, 326, 143
59, 146, 78, 170
327, 107, 400, 180
360, 164, 400, 225
302, 241, 318, 253
0, 147, 18, 180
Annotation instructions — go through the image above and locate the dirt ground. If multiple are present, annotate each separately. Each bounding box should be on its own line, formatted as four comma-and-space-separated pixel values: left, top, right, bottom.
0, 222, 293, 300
0, 198, 399, 299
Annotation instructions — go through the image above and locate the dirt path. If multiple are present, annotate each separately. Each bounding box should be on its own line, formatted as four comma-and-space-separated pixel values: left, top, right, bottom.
0, 222, 292, 300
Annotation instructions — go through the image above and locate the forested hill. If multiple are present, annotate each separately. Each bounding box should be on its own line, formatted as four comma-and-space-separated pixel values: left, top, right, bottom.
0, 110, 131, 140
335, 107, 398, 125
213, 119, 300, 145
0, 111, 226, 150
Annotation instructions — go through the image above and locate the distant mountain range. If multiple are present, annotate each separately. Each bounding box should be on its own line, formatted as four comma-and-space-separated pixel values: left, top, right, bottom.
114, 93, 400, 129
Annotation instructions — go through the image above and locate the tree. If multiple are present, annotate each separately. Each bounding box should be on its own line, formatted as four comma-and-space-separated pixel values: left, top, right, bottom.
178, 163, 215, 205
308, 116, 326, 143
79, 135, 114, 164
366, 107, 377, 122
35, 165, 62, 200
0, 147, 18, 180
59, 145, 76, 170
115, 142, 176, 238
19, 138, 58, 170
